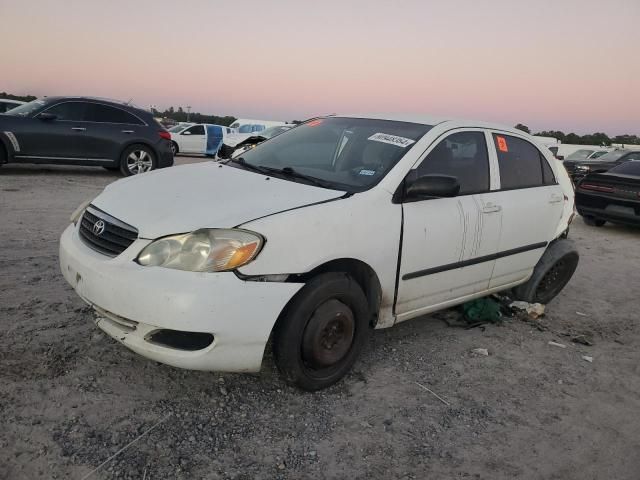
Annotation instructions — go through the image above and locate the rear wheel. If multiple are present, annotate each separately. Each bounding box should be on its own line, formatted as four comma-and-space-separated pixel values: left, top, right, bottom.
171, 141, 179, 156
273, 273, 370, 391
583, 216, 606, 227
513, 239, 579, 304
120, 145, 156, 176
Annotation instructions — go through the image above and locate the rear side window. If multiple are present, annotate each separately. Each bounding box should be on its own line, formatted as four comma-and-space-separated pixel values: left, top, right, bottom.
416, 131, 490, 195
43, 102, 86, 121
609, 160, 640, 175
493, 134, 555, 189
85, 104, 144, 125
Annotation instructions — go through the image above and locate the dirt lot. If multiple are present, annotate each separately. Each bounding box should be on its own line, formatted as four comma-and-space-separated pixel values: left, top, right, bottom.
1, 158, 639, 480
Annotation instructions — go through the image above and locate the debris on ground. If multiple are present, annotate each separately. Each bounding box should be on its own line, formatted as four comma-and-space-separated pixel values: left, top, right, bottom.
548, 341, 567, 349
576, 311, 589, 317
462, 298, 502, 324
571, 334, 594, 346
471, 348, 489, 356
582, 355, 594, 363
510, 301, 546, 319
414, 381, 451, 406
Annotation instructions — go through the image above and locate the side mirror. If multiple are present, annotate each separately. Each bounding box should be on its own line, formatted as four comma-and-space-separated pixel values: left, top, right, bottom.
405, 174, 460, 200
38, 112, 57, 121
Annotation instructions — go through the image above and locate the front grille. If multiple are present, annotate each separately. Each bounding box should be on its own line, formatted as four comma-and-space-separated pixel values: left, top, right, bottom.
79, 206, 138, 257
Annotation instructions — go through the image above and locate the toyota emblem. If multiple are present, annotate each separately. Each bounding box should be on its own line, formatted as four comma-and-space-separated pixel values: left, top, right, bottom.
93, 220, 106, 236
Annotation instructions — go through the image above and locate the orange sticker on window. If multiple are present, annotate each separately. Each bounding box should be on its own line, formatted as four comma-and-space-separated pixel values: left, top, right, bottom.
496, 136, 508, 152
306, 119, 323, 127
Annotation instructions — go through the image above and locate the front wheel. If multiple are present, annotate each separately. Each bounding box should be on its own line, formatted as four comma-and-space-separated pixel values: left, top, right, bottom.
273, 273, 370, 391
120, 145, 156, 176
513, 239, 579, 304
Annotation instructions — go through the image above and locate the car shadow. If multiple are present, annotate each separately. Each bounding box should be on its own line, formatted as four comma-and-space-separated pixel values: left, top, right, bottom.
0, 164, 119, 177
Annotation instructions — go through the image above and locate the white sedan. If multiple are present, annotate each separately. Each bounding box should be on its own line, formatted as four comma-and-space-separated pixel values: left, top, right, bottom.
169, 123, 234, 156
60, 114, 578, 390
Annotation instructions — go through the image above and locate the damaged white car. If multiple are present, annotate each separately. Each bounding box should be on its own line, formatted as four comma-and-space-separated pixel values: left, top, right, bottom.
60, 115, 579, 390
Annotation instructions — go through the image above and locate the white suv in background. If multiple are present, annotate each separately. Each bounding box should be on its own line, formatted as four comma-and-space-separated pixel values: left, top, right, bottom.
60, 114, 578, 390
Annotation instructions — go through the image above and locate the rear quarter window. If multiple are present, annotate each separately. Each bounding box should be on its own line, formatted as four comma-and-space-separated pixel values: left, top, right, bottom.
493, 134, 555, 189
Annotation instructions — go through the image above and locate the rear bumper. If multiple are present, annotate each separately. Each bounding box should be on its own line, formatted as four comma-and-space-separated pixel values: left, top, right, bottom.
156, 142, 174, 168
59, 223, 303, 371
578, 206, 640, 226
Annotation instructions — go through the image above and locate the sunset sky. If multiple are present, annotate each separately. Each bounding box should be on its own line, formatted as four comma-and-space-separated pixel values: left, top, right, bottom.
2, 0, 639, 134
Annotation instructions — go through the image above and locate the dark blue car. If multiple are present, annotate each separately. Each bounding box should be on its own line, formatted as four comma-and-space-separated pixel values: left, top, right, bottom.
0, 96, 174, 176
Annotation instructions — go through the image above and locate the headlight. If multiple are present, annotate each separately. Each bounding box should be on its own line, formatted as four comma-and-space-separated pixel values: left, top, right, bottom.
70, 199, 93, 225
576, 165, 591, 172
136, 229, 264, 272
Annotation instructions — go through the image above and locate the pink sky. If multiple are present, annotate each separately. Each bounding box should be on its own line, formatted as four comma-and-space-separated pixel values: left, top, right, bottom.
2, 0, 639, 134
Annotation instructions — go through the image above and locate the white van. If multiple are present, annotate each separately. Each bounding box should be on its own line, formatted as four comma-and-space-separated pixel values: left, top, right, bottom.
230, 118, 288, 134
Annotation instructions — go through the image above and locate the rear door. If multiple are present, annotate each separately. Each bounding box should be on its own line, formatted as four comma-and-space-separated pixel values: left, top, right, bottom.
178, 124, 206, 153
395, 129, 502, 318
487, 132, 564, 288
16, 101, 89, 161
83, 103, 147, 161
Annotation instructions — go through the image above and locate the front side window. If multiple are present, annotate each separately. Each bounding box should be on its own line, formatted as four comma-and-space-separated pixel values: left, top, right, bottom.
415, 131, 490, 195
494, 134, 552, 189
234, 117, 431, 192
84, 104, 144, 124
4, 99, 46, 117
624, 152, 640, 161
183, 125, 205, 135
42, 102, 87, 122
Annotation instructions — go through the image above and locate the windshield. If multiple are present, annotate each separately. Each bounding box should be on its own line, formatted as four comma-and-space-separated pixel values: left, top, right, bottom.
4, 99, 46, 117
565, 149, 594, 160
589, 150, 608, 159
233, 117, 431, 192
259, 125, 292, 139
593, 150, 630, 162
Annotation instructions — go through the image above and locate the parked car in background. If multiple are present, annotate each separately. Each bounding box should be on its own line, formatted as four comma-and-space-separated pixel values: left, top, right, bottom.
217, 124, 294, 159
575, 160, 640, 227
169, 123, 233, 156
0, 97, 173, 175
168, 122, 194, 133
563, 149, 610, 161
229, 118, 288, 134
564, 149, 640, 182
60, 115, 578, 390
0, 98, 26, 113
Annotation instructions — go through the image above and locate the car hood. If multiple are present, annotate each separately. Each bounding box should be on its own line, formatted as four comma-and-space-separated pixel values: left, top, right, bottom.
92, 162, 345, 239
223, 132, 256, 148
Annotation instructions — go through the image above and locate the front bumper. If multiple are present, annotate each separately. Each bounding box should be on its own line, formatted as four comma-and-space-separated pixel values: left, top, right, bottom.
59, 224, 303, 372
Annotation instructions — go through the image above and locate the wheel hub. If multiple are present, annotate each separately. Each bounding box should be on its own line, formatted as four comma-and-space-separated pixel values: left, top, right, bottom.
302, 299, 355, 369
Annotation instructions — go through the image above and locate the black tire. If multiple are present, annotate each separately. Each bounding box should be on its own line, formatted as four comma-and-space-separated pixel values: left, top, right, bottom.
119, 144, 156, 176
171, 141, 179, 156
513, 239, 579, 304
273, 273, 370, 391
583, 216, 606, 227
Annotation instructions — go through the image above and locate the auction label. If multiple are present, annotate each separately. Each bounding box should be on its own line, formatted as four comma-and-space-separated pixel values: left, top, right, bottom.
368, 133, 416, 148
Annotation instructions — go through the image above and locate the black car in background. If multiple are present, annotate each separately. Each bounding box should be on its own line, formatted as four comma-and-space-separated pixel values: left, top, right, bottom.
564, 149, 640, 182
575, 160, 640, 227
0, 97, 173, 176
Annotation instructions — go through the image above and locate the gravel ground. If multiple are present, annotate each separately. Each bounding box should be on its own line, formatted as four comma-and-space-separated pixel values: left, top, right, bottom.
1, 158, 640, 480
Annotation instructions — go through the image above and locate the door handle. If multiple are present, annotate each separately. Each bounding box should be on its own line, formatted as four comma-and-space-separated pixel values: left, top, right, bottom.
549, 194, 563, 204
482, 203, 502, 214
121, 130, 134, 134
71, 127, 86, 131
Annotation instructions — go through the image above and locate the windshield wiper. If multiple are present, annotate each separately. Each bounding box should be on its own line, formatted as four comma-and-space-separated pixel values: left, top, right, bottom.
227, 158, 337, 189
260, 166, 337, 189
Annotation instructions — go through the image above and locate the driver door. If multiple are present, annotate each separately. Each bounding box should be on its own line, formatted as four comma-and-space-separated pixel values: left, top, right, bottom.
179, 124, 206, 153
395, 130, 502, 320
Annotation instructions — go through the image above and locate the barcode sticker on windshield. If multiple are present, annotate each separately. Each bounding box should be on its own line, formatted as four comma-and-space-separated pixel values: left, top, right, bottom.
368, 133, 416, 148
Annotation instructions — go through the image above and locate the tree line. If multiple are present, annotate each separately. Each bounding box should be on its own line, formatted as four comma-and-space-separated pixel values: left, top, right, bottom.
1, 93, 637, 144
515, 123, 640, 146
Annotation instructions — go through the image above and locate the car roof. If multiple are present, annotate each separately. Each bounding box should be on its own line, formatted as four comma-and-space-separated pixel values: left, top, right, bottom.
334, 113, 525, 134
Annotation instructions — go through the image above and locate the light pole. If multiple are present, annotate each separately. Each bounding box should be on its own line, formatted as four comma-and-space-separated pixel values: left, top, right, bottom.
186, 106, 191, 122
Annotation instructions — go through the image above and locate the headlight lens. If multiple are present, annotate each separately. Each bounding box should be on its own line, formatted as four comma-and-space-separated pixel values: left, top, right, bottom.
70, 199, 93, 225
576, 165, 591, 171
136, 229, 263, 272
